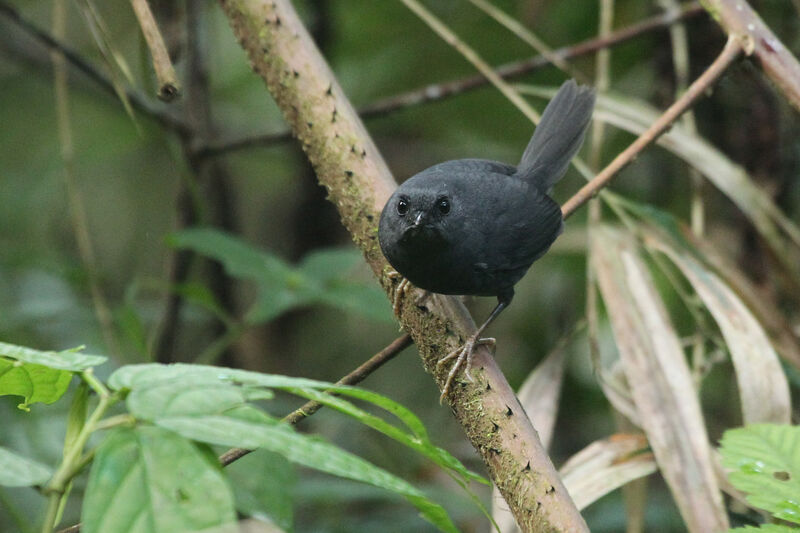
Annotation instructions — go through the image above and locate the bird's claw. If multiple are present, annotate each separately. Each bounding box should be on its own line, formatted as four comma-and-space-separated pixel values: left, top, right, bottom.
387, 271, 411, 315
438, 336, 495, 403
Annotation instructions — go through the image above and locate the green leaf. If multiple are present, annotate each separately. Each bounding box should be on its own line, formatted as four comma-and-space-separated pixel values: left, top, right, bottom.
0, 342, 106, 371
168, 228, 292, 284
108, 363, 334, 392
126, 382, 275, 421
157, 415, 458, 533
0, 357, 72, 410
720, 424, 800, 524
227, 449, 295, 531
298, 248, 362, 282
82, 426, 236, 533
730, 525, 798, 532
169, 229, 391, 324
0, 446, 52, 487
64, 382, 89, 453
111, 363, 484, 487
286, 387, 485, 486
318, 282, 394, 323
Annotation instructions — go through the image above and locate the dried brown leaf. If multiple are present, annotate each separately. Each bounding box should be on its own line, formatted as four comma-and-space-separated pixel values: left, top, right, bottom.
592, 226, 728, 533
560, 433, 656, 511
643, 227, 791, 424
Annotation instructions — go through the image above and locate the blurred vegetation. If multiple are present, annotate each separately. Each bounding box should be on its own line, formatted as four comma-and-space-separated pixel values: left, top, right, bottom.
1, 0, 800, 532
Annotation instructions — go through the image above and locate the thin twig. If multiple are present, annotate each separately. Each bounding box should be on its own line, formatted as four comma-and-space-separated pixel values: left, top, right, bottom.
561, 36, 743, 219
0, 2, 190, 135
585, 0, 613, 418
218, 333, 413, 467
199, 2, 703, 158
466, 0, 587, 82
400, 0, 540, 123
51, 0, 122, 360
129, 0, 180, 101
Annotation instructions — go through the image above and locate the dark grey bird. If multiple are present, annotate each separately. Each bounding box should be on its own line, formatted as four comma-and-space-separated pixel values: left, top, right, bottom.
378, 80, 596, 400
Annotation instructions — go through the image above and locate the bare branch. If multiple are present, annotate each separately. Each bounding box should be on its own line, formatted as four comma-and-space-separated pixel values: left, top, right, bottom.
217, 1, 588, 530
561, 36, 743, 219
199, 2, 704, 158
218, 333, 413, 467
129, 0, 180, 101
700, 0, 800, 112
0, 1, 190, 135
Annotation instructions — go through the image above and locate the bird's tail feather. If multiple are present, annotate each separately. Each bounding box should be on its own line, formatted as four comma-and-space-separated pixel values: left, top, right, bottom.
515, 80, 596, 190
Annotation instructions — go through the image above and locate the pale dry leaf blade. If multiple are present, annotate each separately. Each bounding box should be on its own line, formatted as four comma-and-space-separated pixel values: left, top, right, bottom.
591, 226, 728, 533
517, 85, 800, 282
643, 229, 791, 425
559, 434, 657, 511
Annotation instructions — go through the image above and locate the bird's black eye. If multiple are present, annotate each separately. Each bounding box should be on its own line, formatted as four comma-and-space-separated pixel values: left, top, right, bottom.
437, 196, 451, 215
396, 197, 409, 216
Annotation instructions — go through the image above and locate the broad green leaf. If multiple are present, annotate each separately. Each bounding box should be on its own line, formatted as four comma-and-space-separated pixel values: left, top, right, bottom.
0, 342, 106, 371
113, 364, 430, 449
168, 228, 292, 285
82, 426, 236, 533
169, 229, 390, 324
0, 446, 52, 487
730, 526, 798, 532
227, 449, 295, 531
245, 288, 313, 325
298, 248, 362, 282
592, 226, 728, 532
109, 363, 338, 392
317, 282, 394, 323
172, 282, 231, 322
126, 382, 275, 421
720, 424, 800, 524
286, 387, 485, 486
111, 363, 484, 486
0, 358, 72, 410
157, 415, 457, 533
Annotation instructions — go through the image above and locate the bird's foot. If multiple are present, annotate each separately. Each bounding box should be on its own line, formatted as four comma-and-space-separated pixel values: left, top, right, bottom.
387, 271, 411, 315
437, 335, 496, 403
388, 271, 430, 315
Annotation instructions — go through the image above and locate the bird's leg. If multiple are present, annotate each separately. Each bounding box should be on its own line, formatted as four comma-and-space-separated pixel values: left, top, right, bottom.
437, 296, 510, 402
387, 270, 412, 315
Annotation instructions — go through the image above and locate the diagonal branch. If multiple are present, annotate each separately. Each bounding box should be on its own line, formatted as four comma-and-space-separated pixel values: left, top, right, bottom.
0, 1, 190, 135
200, 2, 704, 158
560, 35, 743, 219
700, 0, 800, 112
217, 0, 587, 531
218, 333, 413, 466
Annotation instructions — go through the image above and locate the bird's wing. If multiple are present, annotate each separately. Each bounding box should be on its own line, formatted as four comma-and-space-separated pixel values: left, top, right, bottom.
479, 175, 564, 272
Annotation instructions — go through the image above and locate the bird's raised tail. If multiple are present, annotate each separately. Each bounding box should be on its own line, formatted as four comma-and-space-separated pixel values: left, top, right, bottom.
515, 80, 596, 190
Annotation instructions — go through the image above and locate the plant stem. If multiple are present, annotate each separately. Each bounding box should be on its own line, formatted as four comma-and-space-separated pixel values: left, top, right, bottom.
40, 372, 117, 533
561, 35, 743, 219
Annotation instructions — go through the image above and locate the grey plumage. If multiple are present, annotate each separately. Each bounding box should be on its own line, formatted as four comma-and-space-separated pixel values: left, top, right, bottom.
378, 79, 595, 399
378, 80, 595, 304
516, 80, 597, 190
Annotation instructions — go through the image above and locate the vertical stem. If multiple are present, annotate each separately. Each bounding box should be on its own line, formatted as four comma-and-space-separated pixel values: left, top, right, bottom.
51, 0, 121, 359
660, 0, 707, 383
586, 0, 613, 381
